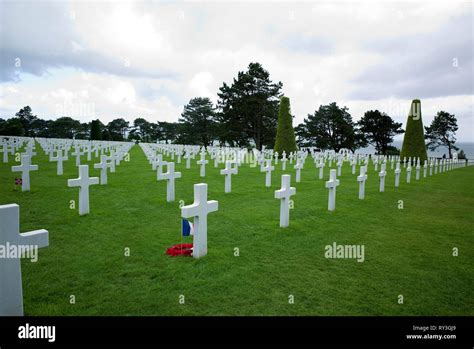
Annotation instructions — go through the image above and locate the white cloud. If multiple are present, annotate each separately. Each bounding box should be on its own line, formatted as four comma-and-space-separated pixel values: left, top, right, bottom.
0, 1, 472, 141
189, 72, 215, 101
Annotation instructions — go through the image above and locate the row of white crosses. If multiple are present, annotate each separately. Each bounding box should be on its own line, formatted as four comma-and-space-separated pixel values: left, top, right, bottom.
142, 144, 248, 196
6, 141, 467, 316
63, 142, 134, 215
1, 140, 131, 317
2, 139, 51, 316
140, 144, 221, 259
140, 143, 182, 202
1, 136, 26, 163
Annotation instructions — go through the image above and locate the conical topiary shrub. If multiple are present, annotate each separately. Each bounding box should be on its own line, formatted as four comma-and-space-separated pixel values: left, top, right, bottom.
274, 96, 298, 156
400, 99, 428, 163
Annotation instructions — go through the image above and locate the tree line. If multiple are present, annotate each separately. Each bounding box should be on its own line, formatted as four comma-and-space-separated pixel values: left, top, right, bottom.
0, 62, 460, 156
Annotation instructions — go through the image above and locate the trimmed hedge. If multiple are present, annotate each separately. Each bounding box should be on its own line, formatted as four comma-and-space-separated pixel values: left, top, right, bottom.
400, 99, 428, 163
274, 96, 298, 155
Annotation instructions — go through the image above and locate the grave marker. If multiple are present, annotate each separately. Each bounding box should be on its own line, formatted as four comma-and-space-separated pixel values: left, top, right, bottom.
11, 155, 38, 192
159, 162, 181, 202
67, 165, 99, 215
0, 204, 49, 316
325, 169, 340, 211
357, 165, 367, 199
220, 161, 237, 193
274, 175, 296, 227
181, 184, 218, 258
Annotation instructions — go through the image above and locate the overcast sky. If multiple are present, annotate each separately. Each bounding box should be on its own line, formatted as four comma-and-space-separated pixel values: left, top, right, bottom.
0, 0, 473, 141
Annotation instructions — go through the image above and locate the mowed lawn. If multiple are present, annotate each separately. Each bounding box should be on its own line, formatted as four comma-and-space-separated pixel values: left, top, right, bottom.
0, 143, 473, 316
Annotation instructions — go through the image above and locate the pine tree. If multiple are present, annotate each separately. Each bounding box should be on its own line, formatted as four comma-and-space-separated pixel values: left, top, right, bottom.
274, 96, 298, 155
400, 99, 428, 163
425, 111, 459, 158
90, 119, 102, 140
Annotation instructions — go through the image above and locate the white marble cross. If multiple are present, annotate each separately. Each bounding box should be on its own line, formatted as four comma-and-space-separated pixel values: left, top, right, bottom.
85, 144, 93, 161
289, 152, 295, 164
67, 165, 99, 215
220, 161, 237, 193
181, 183, 218, 258
197, 151, 208, 177
11, 155, 38, 192
71, 146, 83, 166
94, 154, 110, 185
373, 157, 379, 172
423, 160, 427, 178
0, 204, 49, 316
185, 151, 191, 169
351, 158, 356, 175
155, 154, 166, 180
1, 143, 10, 163
429, 159, 434, 176
23, 146, 36, 159
151, 153, 158, 170
281, 151, 287, 171
415, 158, 421, 180
337, 158, 343, 176
357, 165, 367, 199
51, 149, 68, 175
379, 163, 387, 192
158, 162, 181, 202
325, 169, 340, 211
395, 161, 401, 187
318, 159, 325, 179
261, 159, 275, 187
107, 154, 116, 173
294, 158, 303, 183
406, 164, 412, 183
274, 174, 296, 228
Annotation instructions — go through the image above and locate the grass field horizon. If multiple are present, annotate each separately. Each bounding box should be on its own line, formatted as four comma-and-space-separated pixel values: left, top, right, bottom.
1, 143, 473, 316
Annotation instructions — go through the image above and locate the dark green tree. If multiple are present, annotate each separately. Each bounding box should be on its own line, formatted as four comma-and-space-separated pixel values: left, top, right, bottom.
90, 119, 103, 140
15, 106, 37, 136
156, 121, 180, 143
130, 118, 153, 142
179, 97, 216, 146
0, 118, 25, 136
49, 117, 83, 139
107, 118, 130, 141
357, 110, 404, 155
30, 118, 51, 137
425, 111, 459, 159
274, 96, 297, 155
296, 102, 365, 152
400, 99, 428, 163
217, 62, 283, 149
385, 145, 401, 156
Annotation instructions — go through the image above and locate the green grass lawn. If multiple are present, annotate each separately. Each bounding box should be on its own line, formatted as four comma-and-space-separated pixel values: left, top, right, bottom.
1, 143, 473, 316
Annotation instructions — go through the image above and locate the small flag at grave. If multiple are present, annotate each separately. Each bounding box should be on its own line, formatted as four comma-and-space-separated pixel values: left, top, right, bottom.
181, 219, 194, 237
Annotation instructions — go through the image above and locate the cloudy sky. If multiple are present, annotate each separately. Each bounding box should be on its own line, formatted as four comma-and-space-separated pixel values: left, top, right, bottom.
1, 0, 473, 141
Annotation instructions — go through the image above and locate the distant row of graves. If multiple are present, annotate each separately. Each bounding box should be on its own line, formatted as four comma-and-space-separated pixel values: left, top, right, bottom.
0, 135, 470, 315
